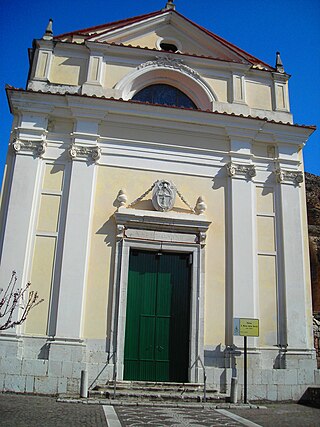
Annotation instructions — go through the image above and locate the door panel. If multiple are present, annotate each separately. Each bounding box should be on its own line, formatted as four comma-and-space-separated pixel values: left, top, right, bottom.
124, 250, 191, 382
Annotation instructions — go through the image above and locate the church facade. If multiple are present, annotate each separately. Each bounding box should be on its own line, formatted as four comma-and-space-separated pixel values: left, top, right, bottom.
0, 2, 318, 400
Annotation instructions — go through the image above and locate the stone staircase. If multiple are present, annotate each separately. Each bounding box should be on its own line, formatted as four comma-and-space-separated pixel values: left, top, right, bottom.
89, 381, 227, 403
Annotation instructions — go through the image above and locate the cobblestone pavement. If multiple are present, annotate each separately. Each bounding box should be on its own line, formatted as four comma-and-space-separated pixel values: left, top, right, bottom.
1, 393, 320, 427
115, 406, 244, 426
0, 394, 107, 427
229, 404, 320, 427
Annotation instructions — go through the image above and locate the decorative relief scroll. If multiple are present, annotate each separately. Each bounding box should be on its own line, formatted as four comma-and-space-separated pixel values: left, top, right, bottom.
68, 144, 101, 162
137, 56, 201, 80
226, 162, 256, 179
12, 139, 47, 157
274, 168, 303, 185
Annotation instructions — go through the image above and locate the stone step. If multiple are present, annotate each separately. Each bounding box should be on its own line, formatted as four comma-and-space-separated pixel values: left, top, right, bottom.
94, 380, 217, 391
90, 381, 226, 403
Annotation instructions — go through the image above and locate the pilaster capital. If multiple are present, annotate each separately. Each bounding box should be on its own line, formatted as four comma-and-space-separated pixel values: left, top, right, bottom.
226, 162, 256, 179
68, 143, 101, 163
12, 139, 47, 157
274, 167, 303, 186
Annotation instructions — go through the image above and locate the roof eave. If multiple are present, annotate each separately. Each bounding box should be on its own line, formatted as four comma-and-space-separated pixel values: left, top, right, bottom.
6, 87, 316, 133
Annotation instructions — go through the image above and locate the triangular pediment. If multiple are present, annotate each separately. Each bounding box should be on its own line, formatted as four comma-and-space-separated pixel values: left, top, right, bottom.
55, 10, 273, 70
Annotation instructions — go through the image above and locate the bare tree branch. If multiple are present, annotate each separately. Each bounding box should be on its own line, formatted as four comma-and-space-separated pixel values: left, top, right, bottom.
0, 271, 44, 331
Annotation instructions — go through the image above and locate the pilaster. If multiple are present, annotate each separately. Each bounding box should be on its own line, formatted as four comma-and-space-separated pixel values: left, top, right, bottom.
82, 47, 105, 96
0, 149, 42, 330
232, 73, 246, 104
0, 112, 48, 331
226, 134, 258, 348
275, 167, 312, 350
54, 119, 99, 340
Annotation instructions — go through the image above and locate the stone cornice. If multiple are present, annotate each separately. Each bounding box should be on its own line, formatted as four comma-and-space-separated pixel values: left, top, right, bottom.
6, 89, 315, 142
115, 207, 211, 244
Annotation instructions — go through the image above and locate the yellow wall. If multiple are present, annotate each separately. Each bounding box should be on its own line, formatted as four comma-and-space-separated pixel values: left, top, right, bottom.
246, 81, 272, 110
50, 56, 87, 86
83, 166, 226, 346
258, 255, 277, 346
105, 64, 135, 88
25, 236, 56, 335
256, 186, 278, 346
124, 32, 158, 49
120, 25, 213, 57
204, 77, 228, 102
25, 164, 65, 335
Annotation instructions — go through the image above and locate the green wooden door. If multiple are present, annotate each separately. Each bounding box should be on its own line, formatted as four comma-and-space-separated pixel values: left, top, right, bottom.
124, 250, 191, 382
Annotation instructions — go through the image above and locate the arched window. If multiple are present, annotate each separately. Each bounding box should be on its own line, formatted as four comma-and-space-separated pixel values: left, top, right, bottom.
132, 84, 197, 109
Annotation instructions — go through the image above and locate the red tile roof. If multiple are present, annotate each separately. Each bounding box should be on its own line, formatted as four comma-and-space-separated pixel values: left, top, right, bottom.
54, 9, 274, 71
54, 10, 163, 40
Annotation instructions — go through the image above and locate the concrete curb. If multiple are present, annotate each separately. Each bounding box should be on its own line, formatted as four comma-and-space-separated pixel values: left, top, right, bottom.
57, 397, 266, 409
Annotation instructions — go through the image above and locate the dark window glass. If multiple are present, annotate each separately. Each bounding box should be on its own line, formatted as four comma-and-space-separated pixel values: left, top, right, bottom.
132, 84, 197, 109
160, 42, 178, 52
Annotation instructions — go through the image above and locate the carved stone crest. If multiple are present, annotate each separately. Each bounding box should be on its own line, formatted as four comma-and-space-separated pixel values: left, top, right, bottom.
152, 180, 176, 212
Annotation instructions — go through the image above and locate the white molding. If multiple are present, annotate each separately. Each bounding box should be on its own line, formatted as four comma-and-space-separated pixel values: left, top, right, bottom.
115, 207, 211, 236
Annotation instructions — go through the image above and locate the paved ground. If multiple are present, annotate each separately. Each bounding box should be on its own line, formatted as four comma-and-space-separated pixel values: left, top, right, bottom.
229, 404, 320, 427
0, 394, 106, 427
0, 393, 320, 426
114, 406, 244, 426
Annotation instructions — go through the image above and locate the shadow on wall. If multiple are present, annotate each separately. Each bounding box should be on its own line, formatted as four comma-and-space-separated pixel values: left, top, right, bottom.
96, 212, 117, 354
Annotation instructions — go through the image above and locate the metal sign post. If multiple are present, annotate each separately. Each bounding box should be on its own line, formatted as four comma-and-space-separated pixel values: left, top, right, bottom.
244, 336, 247, 403
234, 318, 259, 403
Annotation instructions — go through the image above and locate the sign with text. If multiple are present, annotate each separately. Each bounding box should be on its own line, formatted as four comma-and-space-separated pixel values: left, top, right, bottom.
234, 318, 259, 337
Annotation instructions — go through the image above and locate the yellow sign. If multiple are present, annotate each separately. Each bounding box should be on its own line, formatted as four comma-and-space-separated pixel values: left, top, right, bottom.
234, 318, 259, 337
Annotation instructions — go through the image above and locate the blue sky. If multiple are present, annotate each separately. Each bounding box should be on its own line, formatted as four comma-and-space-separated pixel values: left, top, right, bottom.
0, 0, 319, 179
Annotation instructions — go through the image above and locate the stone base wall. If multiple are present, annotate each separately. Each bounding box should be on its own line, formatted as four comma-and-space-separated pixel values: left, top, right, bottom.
205, 347, 320, 401
0, 335, 114, 395
0, 335, 319, 401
